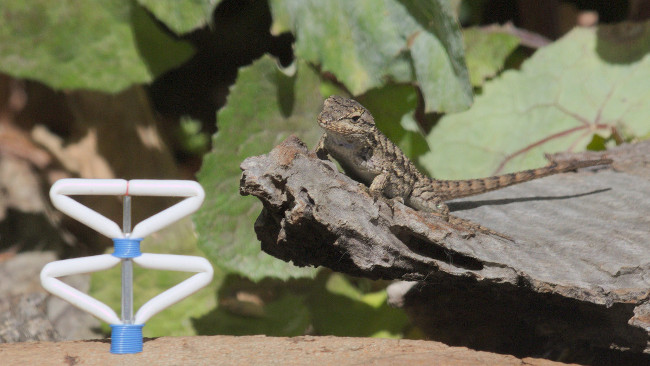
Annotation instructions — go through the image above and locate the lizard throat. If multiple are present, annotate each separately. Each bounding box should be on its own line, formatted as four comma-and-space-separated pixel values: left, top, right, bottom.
324, 132, 378, 184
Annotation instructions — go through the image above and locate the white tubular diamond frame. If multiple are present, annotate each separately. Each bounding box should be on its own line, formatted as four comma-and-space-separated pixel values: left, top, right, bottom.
49, 179, 205, 239
41, 179, 212, 325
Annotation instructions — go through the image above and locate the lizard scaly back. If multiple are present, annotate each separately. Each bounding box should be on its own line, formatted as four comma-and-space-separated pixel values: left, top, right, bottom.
317, 95, 612, 215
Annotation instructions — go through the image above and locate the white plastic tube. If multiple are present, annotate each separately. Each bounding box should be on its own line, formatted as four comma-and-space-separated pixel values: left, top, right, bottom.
128, 180, 204, 239
41, 255, 122, 324
49, 179, 205, 239
50, 179, 126, 239
133, 254, 213, 324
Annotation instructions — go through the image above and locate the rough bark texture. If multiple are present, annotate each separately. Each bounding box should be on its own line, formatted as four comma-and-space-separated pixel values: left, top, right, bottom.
240, 136, 650, 360
0, 335, 576, 366
0, 292, 57, 343
0, 251, 101, 343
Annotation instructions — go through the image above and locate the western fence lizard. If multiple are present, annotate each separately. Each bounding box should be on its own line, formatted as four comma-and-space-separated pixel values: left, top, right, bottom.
316, 95, 612, 238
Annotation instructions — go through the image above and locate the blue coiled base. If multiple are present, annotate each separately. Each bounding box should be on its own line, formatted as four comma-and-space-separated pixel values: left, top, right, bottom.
112, 238, 143, 258
110, 324, 144, 354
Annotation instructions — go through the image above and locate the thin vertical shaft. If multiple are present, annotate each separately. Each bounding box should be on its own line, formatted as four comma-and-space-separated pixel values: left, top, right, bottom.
121, 195, 133, 324
123, 195, 132, 234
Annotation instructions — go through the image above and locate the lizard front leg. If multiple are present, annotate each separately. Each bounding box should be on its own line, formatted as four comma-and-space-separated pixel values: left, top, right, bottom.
369, 173, 388, 197
370, 173, 406, 204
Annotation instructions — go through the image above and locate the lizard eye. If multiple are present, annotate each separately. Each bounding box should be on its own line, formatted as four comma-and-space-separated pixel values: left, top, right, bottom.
349, 111, 363, 122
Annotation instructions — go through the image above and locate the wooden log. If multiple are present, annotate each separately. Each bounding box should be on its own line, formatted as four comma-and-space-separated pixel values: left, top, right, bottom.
240, 136, 650, 356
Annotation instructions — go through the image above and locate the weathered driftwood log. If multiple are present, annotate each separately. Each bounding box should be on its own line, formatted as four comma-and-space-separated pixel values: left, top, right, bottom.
240, 136, 650, 356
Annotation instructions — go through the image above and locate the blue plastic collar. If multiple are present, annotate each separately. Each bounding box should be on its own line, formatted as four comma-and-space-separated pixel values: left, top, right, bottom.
110, 324, 144, 354
112, 238, 143, 258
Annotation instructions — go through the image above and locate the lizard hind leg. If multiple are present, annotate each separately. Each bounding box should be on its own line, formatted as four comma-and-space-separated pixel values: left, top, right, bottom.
407, 193, 513, 240
406, 194, 450, 217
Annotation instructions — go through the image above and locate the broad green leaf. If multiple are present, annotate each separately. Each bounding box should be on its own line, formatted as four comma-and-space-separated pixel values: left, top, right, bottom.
194, 293, 310, 336
463, 27, 520, 86
137, 0, 221, 35
178, 116, 210, 154
269, 0, 472, 113
0, 0, 194, 92
308, 274, 408, 338
90, 219, 221, 337
195, 56, 323, 281
191, 272, 407, 338
421, 22, 650, 179
192, 277, 311, 336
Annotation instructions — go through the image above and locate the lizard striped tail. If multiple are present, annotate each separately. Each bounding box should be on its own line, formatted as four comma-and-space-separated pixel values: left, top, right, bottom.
431, 158, 612, 200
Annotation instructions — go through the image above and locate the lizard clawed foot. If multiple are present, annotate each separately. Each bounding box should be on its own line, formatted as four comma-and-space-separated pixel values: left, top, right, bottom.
436, 203, 450, 220
369, 189, 384, 204
359, 184, 385, 205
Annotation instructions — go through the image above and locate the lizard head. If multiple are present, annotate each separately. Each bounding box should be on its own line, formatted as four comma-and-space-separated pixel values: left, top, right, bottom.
318, 96, 375, 137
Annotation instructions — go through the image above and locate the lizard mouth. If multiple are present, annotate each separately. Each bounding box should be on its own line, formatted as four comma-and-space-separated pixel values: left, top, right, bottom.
318, 95, 351, 128
317, 111, 335, 128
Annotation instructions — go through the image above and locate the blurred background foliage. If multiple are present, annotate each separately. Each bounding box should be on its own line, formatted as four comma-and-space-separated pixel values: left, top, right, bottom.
1, 0, 649, 341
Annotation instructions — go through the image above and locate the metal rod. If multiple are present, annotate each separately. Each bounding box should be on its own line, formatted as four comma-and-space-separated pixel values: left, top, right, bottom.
121, 195, 133, 324
123, 195, 132, 234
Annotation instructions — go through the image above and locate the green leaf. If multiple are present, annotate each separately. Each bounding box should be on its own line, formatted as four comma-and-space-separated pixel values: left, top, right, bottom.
585, 133, 608, 151
0, 0, 194, 92
269, 0, 472, 113
89, 219, 221, 337
463, 26, 520, 87
178, 116, 210, 154
191, 273, 408, 338
195, 56, 323, 281
137, 0, 221, 35
421, 22, 650, 179
192, 282, 311, 336
308, 274, 408, 338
